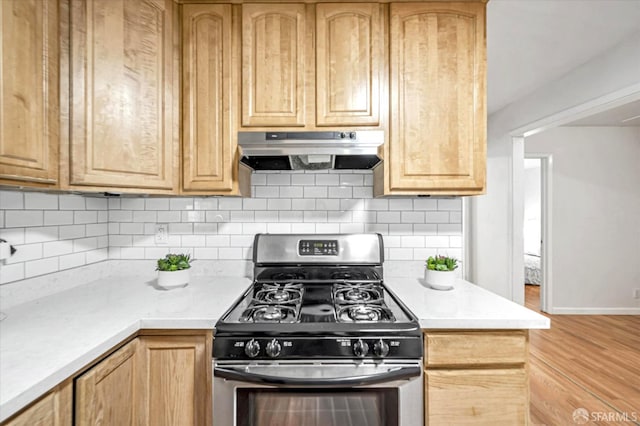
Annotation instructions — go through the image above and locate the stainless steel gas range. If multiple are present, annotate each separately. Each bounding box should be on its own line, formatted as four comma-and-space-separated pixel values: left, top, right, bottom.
213, 234, 423, 426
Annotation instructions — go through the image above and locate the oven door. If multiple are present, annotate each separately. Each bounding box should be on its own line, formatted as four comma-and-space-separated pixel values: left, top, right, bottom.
213, 360, 422, 426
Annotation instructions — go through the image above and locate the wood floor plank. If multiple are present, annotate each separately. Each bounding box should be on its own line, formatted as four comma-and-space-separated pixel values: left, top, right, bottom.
526, 285, 640, 425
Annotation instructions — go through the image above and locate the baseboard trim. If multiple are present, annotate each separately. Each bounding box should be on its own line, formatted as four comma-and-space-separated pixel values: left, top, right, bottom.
551, 307, 640, 315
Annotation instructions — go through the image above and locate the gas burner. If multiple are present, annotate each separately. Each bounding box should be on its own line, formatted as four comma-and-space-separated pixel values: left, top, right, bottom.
254, 282, 303, 304
333, 283, 383, 305
336, 305, 395, 323
240, 305, 298, 323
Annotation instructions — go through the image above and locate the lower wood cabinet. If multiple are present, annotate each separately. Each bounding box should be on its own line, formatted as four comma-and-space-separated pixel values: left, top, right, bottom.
75, 338, 138, 425
74, 331, 212, 426
137, 334, 212, 426
423, 330, 529, 426
3, 382, 72, 426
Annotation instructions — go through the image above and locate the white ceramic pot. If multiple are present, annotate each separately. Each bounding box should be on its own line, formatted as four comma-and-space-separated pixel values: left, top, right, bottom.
157, 269, 190, 289
425, 269, 456, 290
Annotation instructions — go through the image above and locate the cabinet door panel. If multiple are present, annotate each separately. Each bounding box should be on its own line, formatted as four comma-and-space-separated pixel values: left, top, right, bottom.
425, 369, 527, 425
0, 0, 58, 185
4, 383, 72, 426
316, 3, 381, 126
69, 0, 176, 190
242, 4, 306, 127
75, 340, 138, 426
182, 4, 234, 192
138, 335, 211, 426
389, 3, 485, 193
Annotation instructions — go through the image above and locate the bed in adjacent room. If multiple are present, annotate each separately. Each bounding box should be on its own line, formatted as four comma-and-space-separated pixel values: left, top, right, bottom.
524, 253, 541, 285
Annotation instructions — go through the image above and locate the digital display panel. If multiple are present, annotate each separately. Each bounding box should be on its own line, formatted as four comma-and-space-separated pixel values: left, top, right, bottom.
299, 240, 339, 256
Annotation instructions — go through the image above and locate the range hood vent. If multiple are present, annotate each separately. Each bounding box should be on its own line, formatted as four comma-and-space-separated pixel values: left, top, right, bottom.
238, 131, 383, 170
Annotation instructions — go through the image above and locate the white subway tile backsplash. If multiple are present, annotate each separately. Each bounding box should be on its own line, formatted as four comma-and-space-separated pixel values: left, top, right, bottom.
1, 171, 463, 285
389, 199, 412, 211
85, 197, 108, 210
279, 186, 303, 198
254, 186, 279, 198
109, 210, 133, 222
25, 226, 59, 243
0, 227, 25, 245
59, 194, 86, 210
59, 252, 85, 270
74, 211, 98, 224
24, 192, 58, 210
278, 211, 303, 222
44, 211, 74, 226
145, 198, 170, 210
268, 199, 291, 210
25, 257, 58, 278
437, 198, 462, 211
425, 236, 450, 248
413, 199, 438, 210
0, 190, 23, 209
59, 225, 85, 240
425, 211, 450, 223
194, 198, 218, 210
182, 211, 206, 223
291, 174, 315, 185
5, 211, 43, 228
267, 174, 291, 186
170, 198, 194, 211
121, 198, 145, 210
292, 199, 315, 210
0, 263, 24, 284
243, 198, 267, 210
304, 186, 327, 198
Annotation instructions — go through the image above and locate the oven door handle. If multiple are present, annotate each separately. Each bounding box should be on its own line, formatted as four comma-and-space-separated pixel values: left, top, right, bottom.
214, 365, 421, 387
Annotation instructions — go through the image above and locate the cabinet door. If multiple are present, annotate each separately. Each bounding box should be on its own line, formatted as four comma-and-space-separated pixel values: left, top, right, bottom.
242, 4, 306, 127
137, 335, 211, 426
425, 369, 527, 425
388, 2, 486, 194
69, 0, 177, 190
4, 382, 72, 426
182, 4, 234, 192
0, 0, 58, 186
316, 3, 382, 126
75, 339, 138, 426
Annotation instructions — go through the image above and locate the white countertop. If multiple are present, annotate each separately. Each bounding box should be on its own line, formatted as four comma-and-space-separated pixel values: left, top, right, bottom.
0, 274, 548, 422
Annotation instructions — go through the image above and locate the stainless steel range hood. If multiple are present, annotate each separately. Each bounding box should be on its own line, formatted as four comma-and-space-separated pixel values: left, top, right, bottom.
238, 131, 383, 170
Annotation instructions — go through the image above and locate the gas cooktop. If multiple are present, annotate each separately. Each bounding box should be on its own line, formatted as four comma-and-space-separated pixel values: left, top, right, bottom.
213, 234, 422, 360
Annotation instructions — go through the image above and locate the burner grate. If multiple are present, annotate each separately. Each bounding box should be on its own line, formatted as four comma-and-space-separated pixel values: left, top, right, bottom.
240, 305, 299, 323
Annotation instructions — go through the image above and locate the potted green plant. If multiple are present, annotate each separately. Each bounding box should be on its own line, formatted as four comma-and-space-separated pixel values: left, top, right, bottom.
156, 253, 192, 289
425, 255, 458, 290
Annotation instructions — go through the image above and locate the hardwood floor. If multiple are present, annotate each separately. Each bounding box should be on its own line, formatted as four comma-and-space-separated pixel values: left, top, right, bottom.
526, 285, 640, 425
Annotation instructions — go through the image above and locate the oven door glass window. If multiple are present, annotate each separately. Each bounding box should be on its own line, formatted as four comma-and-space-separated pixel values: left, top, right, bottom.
237, 388, 398, 426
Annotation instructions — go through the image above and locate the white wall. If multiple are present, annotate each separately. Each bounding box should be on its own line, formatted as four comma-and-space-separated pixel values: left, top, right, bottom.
523, 161, 541, 256
525, 126, 640, 312
469, 29, 640, 302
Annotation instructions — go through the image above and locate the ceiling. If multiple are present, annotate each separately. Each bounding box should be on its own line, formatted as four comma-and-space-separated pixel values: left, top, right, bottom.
487, 0, 640, 115
565, 99, 640, 126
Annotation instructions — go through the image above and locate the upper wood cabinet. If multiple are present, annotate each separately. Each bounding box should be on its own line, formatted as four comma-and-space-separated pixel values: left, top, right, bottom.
242, 4, 307, 127
316, 3, 383, 127
68, 0, 178, 192
0, 0, 59, 187
75, 339, 138, 425
378, 2, 486, 195
182, 4, 236, 192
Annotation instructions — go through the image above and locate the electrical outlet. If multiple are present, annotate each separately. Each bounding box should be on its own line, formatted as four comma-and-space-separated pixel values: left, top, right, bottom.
634, 289, 640, 299
155, 224, 169, 245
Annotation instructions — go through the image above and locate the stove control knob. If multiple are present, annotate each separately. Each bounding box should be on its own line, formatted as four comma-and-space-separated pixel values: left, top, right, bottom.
373, 339, 390, 358
244, 339, 260, 358
353, 339, 369, 358
266, 339, 282, 358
